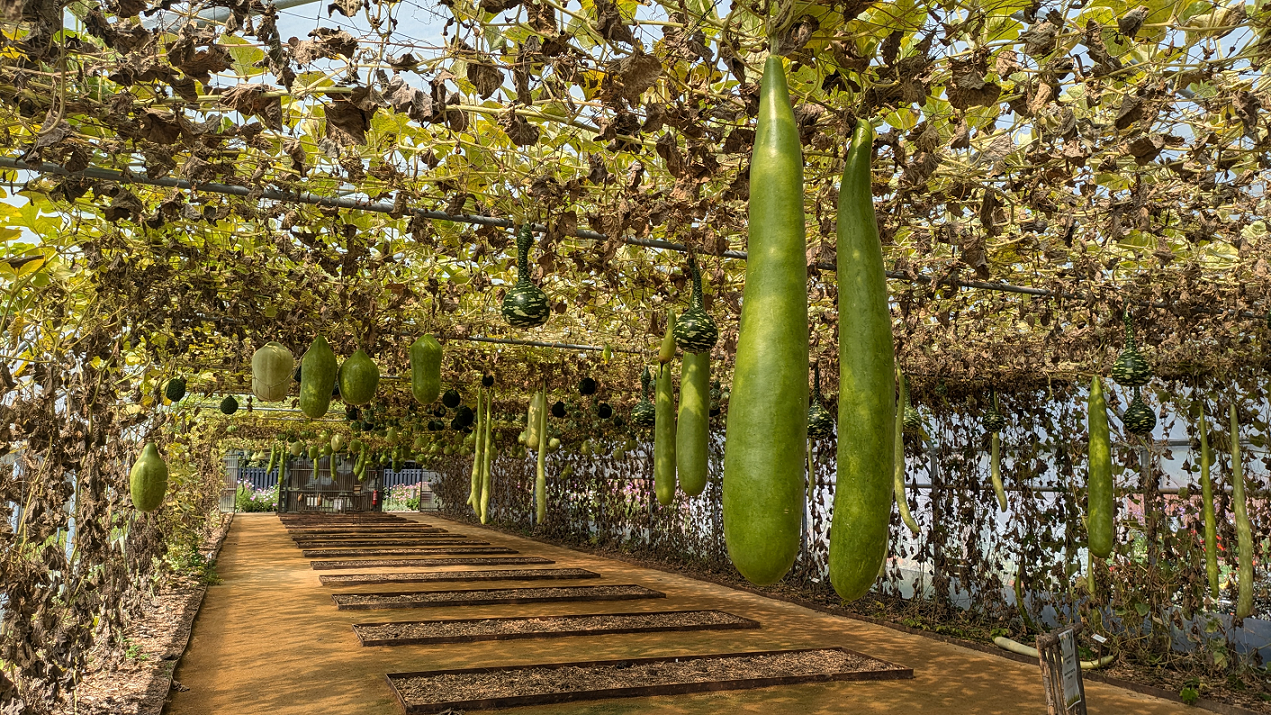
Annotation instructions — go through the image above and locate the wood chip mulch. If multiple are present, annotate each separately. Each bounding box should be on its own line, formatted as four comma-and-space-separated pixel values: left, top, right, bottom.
389, 648, 910, 711
319, 568, 600, 586
332, 584, 665, 610
310, 556, 553, 570
300, 546, 516, 557
355, 609, 756, 645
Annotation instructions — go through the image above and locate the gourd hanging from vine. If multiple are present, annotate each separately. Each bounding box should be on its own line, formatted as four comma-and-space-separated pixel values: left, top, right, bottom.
902, 385, 923, 432
807, 364, 835, 438
983, 392, 1008, 511
673, 254, 719, 353
1111, 311, 1152, 388
630, 366, 656, 427
1122, 387, 1156, 435
501, 225, 551, 328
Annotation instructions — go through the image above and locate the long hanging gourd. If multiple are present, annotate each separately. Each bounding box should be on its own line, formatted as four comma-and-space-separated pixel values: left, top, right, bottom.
480, 389, 495, 523
1086, 377, 1115, 559
631, 367, 656, 427
674, 255, 716, 498
829, 119, 895, 602
1198, 402, 1218, 599
1230, 403, 1253, 618
893, 371, 920, 535
722, 54, 808, 587
677, 351, 710, 496
984, 393, 1008, 511
468, 388, 485, 513
501, 225, 551, 328
535, 385, 548, 525
654, 360, 678, 505
525, 390, 545, 449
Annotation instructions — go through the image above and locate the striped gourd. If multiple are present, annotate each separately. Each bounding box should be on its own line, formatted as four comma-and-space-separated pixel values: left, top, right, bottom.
1111, 312, 1151, 388
673, 255, 719, 354
501, 225, 551, 328
630, 367, 656, 428
1122, 387, 1156, 435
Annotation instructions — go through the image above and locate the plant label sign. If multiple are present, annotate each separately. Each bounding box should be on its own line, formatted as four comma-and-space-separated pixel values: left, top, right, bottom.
1036, 625, 1087, 715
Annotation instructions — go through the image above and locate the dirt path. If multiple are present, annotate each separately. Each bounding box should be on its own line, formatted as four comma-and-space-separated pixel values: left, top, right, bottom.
165, 513, 1191, 715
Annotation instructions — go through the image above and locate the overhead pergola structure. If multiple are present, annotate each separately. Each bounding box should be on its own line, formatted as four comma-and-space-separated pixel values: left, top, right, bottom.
0, 0, 1268, 395
5, 0, 1271, 709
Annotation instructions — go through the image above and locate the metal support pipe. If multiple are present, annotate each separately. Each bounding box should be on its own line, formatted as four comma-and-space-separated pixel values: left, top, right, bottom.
0, 155, 1143, 306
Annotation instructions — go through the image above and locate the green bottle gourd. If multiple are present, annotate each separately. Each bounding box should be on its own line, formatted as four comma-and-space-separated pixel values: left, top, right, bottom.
1198, 403, 1218, 599
673, 255, 719, 354
722, 55, 808, 586
130, 443, 169, 512
658, 310, 677, 364
535, 385, 548, 525
1230, 403, 1253, 618
677, 351, 710, 497
480, 389, 495, 523
830, 119, 894, 602
631, 367, 656, 427
655, 361, 678, 505
338, 349, 380, 406
985, 394, 1008, 511
469, 389, 485, 512
410, 335, 443, 404
894, 371, 919, 535
299, 336, 337, 418
1086, 377, 1115, 559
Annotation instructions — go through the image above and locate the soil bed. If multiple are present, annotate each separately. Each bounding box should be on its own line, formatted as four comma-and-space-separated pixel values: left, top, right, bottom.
300, 546, 516, 557
386, 647, 912, 714
332, 584, 664, 610
355, 609, 757, 646
311, 556, 553, 570
293, 539, 479, 548
320, 568, 600, 586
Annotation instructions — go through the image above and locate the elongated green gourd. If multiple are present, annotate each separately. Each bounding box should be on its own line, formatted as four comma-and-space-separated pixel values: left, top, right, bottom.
410, 335, 443, 404
990, 432, 1006, 510
722, 55, 808, 586
1086, 377, 1114, 558
1199, 404, 1218, 599
659, 311, 677, 364
1230, 403, 1253, 618
469, 389, 484, 512
299, 336, 337, 418
480, 389, 494, 523
830, 119, 894, 601
677, 351, 710, 496
266, 445, 277, 478
526, 390, 544, 450
535, 387, 548, 524
894, 371, 919, 535
655, 362, 678, 504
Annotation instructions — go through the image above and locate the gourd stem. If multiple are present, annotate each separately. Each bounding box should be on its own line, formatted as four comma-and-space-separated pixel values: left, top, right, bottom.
688, 254, 704, 309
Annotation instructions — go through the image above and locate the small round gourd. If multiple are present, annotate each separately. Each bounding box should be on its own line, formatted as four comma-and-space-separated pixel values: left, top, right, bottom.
982, 396, 1007, 433
219, 395, 239, 415
578, 377, 597, 395
252, 341, 294, 402
165, 377, 186, 402
501, 225, 551, 328
442, 389, 462, 409
673, 255, 719, 353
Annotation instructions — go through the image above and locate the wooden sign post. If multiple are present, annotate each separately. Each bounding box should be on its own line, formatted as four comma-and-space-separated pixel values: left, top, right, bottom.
1036, 624, 1087, 715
